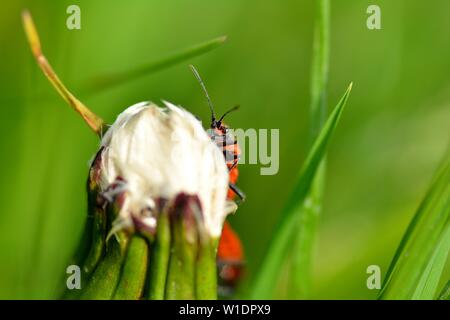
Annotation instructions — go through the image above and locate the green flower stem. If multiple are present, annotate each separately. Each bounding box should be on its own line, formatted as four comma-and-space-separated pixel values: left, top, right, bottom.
165, 195, 199, 299
196, 235, 218, 300
81, 234, 128, 300
146, 210, 171, 300
113, 235, 149, 300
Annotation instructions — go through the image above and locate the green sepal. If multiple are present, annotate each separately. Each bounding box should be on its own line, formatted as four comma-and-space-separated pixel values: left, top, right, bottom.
196, 235, 218, 299
113, 235, 149, 300
146, 210, 171, 300
165, 194, 200, 299
81, 234, 128, 300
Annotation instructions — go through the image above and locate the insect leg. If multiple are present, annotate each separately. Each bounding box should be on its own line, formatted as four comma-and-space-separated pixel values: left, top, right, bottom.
229, 183, 246, 202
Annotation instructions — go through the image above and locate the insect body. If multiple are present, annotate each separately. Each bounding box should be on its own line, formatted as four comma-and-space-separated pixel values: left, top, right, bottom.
216, 222, 244, 297
190, 65, 245, 295
208, 109, 245, 201
210, 119, 245, 296
189, 65, 245, 201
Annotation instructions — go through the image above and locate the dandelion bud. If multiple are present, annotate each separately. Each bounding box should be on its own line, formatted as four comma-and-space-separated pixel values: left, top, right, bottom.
95, 101, 233, 238
77, 101, 236, 299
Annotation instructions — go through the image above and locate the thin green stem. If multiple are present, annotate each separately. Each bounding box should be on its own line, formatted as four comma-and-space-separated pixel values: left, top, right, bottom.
309, 0, 330, 143
289, 0, 330, 298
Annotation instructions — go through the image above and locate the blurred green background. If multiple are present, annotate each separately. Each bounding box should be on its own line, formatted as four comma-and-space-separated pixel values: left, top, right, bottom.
0, 0, 449, 299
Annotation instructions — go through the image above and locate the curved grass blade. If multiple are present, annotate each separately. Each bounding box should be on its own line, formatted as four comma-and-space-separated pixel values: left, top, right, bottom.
412, 224, 450, 299
289, 0, 330, 298
308, 0, 330, 142
249, 83, 352, 299
438, 281, 450, 300
379, 153, 450, 300
84, 36, 227, 93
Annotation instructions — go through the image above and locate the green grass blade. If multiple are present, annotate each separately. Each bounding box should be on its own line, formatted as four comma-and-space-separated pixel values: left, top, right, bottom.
288, 0, 330, 298
308, 0, 330, 142
438, 281, 450, 300
288, 164, 325, 298
84, 36, 227, 93
412, 224, 450, 299
379, 154, 450, 300
249, 83, 352, 299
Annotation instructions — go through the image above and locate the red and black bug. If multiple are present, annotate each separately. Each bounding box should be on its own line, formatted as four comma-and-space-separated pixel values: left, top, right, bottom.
216, 222, 244, 296
190, 65, 245, 295
190, 65, 245, 201
209, 105, 245, 201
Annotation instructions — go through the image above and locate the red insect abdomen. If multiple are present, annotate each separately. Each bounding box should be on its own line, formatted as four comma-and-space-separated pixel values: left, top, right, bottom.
218, 222, 244, 262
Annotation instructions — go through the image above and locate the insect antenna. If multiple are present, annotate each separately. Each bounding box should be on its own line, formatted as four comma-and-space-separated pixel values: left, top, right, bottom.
22, 10, 104, 136
189, 64, 216, 123
218, 105, 240, 123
